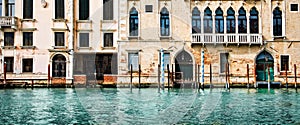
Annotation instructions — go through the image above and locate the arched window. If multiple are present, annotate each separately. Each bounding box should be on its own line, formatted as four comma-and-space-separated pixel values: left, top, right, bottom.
215, 7, 224, 33
227, 7, 235, 33
250, 7, 259, 33
129, 7, 138, 36
238, 7, 247, 33
192, 7, 201, 33
160, 7, 170, 36
204, 7, 212, 33
52, 54, 66, 77
273, 7, 282, 36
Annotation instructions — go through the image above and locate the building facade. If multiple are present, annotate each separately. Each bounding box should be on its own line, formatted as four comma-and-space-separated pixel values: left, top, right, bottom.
72, 0, 119, 85
1, 0, 300, 87
0, 0, 74, 85
117, 0, 300, 87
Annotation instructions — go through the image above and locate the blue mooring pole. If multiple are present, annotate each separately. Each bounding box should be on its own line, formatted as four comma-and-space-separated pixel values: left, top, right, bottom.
200, 49, 204, 90
160, 49, 165, 90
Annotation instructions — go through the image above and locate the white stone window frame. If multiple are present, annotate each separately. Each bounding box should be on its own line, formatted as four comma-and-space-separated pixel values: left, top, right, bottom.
77, 0, 91, 21
280, 54, 291, 72
21, 58, 34, 73
52, 0, 66, 20
271, 5, 286, 39
53, 31, 66, 48
290, 3, 299, 12
78, 31, 91, 49
20, 28, 36, 48
159, 6, 172, 38
102, 32, 114, 48
219, 52, 229, 74
127, 50, 140, 72
159, 51, 171, 71
21, 0, 34, 20
128, 5, 141, 38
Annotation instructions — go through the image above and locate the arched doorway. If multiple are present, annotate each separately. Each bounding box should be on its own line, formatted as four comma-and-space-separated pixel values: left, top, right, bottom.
175, 50, 194, 83
256, 51, 274, 81
52, 54, 66, 77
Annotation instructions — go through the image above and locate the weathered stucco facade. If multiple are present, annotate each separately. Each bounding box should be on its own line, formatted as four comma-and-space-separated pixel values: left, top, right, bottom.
1, 0, 300, 87
117, 0, 300, 87
0, 0, 74, 85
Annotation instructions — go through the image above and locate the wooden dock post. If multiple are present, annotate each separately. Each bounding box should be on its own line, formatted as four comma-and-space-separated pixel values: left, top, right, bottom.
138, 64, 141, 89
294, 64, 297, 89
210, 63, 212, 89
254, 63, 257, 88
286, 64, 288, 89
225, 63, 230, 89
197, 64, 199, 89
130, 64, 133, 91
268, 67, 270, 91
167, 64, 170, 90
31, 80, 34, 89
158, 64, 161, 92
227, 63, 230, 89
4, 63, 7, 88
247, 64, 249, 89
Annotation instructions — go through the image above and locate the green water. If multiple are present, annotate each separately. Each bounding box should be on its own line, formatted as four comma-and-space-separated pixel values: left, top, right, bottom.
0, 88, 299, 124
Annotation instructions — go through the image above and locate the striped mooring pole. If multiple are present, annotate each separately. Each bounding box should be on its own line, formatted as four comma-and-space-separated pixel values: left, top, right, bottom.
200, 49, 205, 89
160, 48, 165, 90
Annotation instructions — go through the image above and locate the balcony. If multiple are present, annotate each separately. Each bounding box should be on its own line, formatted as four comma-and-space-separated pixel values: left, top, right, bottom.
0, 16, 18, 28
191, 34, 262, 45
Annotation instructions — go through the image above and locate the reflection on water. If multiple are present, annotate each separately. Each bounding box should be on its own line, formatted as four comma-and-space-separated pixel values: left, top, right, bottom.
0, 88, 300, 124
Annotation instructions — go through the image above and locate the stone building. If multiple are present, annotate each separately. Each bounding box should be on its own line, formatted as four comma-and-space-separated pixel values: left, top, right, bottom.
1, 0, 300, 87
117, 0, 300, 87
72, 0, 119, 85
0, 0, 74, 85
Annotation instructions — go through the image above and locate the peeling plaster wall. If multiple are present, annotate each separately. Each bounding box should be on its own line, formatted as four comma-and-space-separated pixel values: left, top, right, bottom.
117, 0, 300, 85
0, 0, 73, 82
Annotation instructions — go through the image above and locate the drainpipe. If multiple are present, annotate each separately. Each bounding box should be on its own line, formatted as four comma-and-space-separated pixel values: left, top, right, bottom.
68, 0, 74, 82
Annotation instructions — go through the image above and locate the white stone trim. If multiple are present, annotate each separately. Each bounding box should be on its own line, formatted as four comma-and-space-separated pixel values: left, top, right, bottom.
279, 54, 291, 72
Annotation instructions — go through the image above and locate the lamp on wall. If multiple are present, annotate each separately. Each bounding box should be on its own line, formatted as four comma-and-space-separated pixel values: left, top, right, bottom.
41, 0, 47, 8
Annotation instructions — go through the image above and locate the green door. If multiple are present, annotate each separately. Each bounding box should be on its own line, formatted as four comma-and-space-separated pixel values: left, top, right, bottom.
175, 50, 194, 82
256, 51, 274, 81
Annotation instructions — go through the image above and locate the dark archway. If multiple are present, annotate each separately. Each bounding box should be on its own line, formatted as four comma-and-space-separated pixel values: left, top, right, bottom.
175, 50, 194, 82
256, 51, 274, 81
52, 54, 66, 77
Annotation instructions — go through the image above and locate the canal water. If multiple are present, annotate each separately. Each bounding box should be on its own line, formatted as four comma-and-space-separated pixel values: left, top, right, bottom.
0, 88, 299, 124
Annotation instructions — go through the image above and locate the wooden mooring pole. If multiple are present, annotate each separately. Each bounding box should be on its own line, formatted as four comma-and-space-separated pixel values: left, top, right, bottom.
167, 64, 170, 90
158, 64, 161, 92
138, 64, 141, 89
227, 63, 230, 89
247, 64, 249, 89
254, 63, 257, 88
286, 64, 288, 89
31, 80, 34, 89
4, 63, 7, 88
268, 67, 270, 91
210, 63, 212, 89
130, 64, 133, 91
225, 63, 230, 89
198, 64, 201, 90
294, 64, 297, 89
